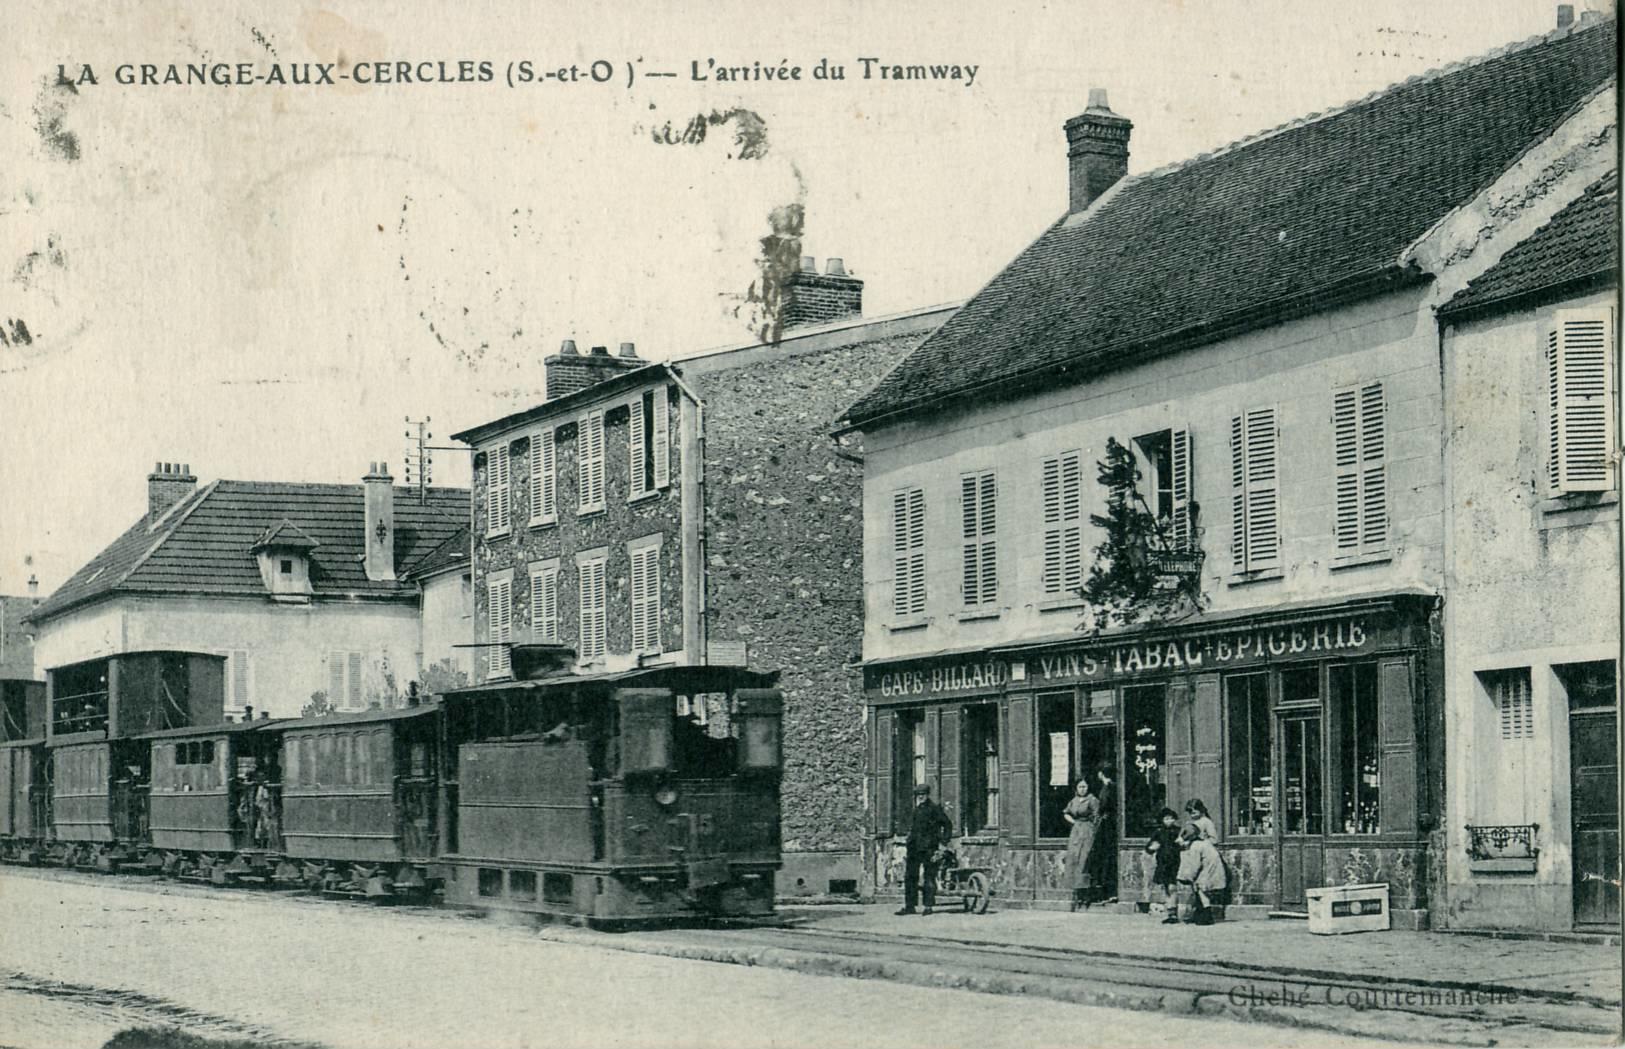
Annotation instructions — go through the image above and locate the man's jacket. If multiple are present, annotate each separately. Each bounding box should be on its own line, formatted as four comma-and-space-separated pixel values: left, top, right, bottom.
906, 799, 954, 854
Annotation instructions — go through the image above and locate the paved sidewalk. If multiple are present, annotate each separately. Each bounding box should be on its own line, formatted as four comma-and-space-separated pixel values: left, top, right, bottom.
779, 904, 1623, 1004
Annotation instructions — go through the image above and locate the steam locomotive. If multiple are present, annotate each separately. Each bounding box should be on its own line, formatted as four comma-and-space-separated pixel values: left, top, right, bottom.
0, 645, 783, 924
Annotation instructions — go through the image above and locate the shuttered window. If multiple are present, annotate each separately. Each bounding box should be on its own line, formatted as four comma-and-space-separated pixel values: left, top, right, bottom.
529, 564, 559, 642
223, 649, 249, 712
1041, 451, 1084, 595
487, 577, 513, 678
486, 444, 511, 535
326, 651, 365, 710
578, 556, 607, 660
1546, 308, 1616, 495
628, 388, 671, 498
1487, 668, 1535, 741
1169, 429, 1194, 549
629, 544, 663, 654
530, 429, 556, 524
1333, 382, 1387, 554
960, 471, 997, 607
891, 487, 926, 618
1230, 406, 1280, 572
579, 411, 606, 512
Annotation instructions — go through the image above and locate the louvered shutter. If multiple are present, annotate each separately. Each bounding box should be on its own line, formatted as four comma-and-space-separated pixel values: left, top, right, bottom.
531, 568, 558, 642
579, 560, 606, 660
1496, 671, 1534, 741
653, 388, 670, 488
960, 472, 997, 607
1334, 384, 1387, 553
488, 579, 512, 677
629, 394, 647, 497
1042, 452, 1083, 594
579, 412, 606, 510
1170, 429, 1193, 549
347, 652, 363, 708
1548, 308, 1616, 494
328, 653, 344, 706
630, 548, 662, 654
892, 488, 926, 617
487, 446, 511, 534
1230, 408, 1280, 571
532, 430, 556, 522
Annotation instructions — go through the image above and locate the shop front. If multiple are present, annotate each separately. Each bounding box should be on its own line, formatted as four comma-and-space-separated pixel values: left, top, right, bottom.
863, 590, 1443, 927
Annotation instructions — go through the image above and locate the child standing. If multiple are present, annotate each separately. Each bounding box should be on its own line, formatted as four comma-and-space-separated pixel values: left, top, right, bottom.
1144, 808, 1182, 924
1176, 822, 1229, 925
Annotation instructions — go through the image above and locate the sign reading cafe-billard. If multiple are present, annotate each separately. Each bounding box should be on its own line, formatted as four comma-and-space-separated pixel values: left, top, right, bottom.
870, 617, 1372, 700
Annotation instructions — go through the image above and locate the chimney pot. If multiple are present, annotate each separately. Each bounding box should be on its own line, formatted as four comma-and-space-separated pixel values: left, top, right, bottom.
544, 337, 645, 398
27, 574, 38, 597
559, 339, 578, 356
618, 341, 637, 358
799, 255, 816, 273
1579, 9, 1600, 24
1065, 87, 1133, 215
590, 345, 610, 356
1557, 4, 1575, 26
825, 258, 846, 276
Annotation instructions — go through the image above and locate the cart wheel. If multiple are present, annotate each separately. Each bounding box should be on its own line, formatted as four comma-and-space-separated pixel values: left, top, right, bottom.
967, 871, 990, 914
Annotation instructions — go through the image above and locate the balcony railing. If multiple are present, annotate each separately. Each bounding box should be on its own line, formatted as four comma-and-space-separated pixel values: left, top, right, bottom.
1465, 823, 1540, 871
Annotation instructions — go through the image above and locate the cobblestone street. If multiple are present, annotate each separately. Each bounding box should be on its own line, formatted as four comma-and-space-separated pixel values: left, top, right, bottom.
0, 869, 1423, 1049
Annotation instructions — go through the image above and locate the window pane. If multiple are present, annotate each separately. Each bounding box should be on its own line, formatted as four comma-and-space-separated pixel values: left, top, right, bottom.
1123, 685, 1166, 833
1333, 663, 1381, 834
1226, 674, 1272, 835
893, 709, 924, 829
961, 704, 999, 833
1037, 692, 1074, 838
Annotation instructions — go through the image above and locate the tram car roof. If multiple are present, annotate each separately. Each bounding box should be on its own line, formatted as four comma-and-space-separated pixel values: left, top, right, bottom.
133, 718, 292, 741
443, 663, 781, 701
260, 703, 443, 732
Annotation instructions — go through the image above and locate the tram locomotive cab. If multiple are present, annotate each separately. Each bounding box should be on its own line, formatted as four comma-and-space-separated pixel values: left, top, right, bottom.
441, 660, 783, 923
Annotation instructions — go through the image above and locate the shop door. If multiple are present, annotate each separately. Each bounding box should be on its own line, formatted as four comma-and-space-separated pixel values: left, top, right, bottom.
1276, 712, 1325, 910
1570, 707, 1619, 927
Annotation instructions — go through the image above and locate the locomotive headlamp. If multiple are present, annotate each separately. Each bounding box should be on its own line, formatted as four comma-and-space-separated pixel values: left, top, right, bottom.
654, 785, 679, 807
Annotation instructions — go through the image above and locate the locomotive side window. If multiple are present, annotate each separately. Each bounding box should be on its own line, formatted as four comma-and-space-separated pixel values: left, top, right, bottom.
616, 689, 674, 774
284, 738, 301, 786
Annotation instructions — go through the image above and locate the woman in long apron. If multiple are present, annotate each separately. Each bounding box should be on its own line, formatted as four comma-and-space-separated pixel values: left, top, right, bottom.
1062, 779, 1099, 911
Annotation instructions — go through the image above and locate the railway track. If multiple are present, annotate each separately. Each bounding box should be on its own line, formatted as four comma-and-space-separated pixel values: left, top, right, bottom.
641, 923, 1623, 1044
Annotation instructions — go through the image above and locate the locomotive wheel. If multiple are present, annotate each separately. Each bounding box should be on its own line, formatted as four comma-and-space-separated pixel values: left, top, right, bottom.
965, 872, 990, 914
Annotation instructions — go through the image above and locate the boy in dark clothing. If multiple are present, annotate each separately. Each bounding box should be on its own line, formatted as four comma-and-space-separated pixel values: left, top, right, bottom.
1144, 807, 1182, 923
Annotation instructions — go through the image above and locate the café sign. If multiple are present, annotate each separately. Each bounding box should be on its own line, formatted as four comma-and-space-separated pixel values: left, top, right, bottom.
872, 617, 1370, 699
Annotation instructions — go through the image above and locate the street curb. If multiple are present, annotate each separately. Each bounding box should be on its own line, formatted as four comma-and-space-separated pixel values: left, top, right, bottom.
527, 926, 1570, 1046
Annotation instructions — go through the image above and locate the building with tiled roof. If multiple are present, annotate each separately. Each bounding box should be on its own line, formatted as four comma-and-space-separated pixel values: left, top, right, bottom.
27, 462, 472, 719
1436, 165, 1620, 933
838, 18, 1615, 920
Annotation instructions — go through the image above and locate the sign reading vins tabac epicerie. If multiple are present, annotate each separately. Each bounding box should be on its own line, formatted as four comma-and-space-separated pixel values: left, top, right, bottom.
872, 617, 1371, 699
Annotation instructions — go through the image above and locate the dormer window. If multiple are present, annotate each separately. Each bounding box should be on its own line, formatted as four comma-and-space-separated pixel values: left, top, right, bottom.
250, 520, 319, 602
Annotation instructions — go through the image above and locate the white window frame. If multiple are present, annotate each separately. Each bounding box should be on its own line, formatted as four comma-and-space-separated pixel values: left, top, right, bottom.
1546, 307, 1617, 496
1230, 406, 1281, 575
628, 387, 672, 500
891, 486, 926, 620
485, 443, 512, 537
487, 571, 514, 679
960, 471, 997, 609
578, 410, 606, 514
1131, 428, 1194, 550
1040, 450, 1084, 596
529, 559, 560, 643
628, 534, 664, 655
1333, 382, 1388, 556
576, 549, 608, 662
530, 427, 557, 526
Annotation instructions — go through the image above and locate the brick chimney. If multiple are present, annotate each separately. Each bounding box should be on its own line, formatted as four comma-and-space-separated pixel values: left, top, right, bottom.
781, 256, 863, 331
147, 462, 196, 522
1557, 4, 1575, 27
363, 461, 395, 582
543, 339, 644, 399
1065, 89, 1132, 215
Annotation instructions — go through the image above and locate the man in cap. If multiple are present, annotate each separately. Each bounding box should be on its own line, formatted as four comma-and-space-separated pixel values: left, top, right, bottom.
896, 783, 954, 915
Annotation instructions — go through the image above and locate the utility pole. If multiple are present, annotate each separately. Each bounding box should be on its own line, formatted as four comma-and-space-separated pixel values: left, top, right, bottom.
403, 416, 433, 505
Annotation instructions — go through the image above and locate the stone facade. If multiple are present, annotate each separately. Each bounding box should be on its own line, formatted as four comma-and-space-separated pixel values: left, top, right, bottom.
470, 382, 687, 679
686, 321, 953, 872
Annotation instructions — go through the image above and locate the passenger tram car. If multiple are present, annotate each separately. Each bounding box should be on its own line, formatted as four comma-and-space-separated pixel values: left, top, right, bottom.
0, 644, 785, 925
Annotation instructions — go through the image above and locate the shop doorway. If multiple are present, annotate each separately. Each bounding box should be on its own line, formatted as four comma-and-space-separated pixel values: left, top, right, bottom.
1276, 711, 1325, 910
1562, 662, 1619, 928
